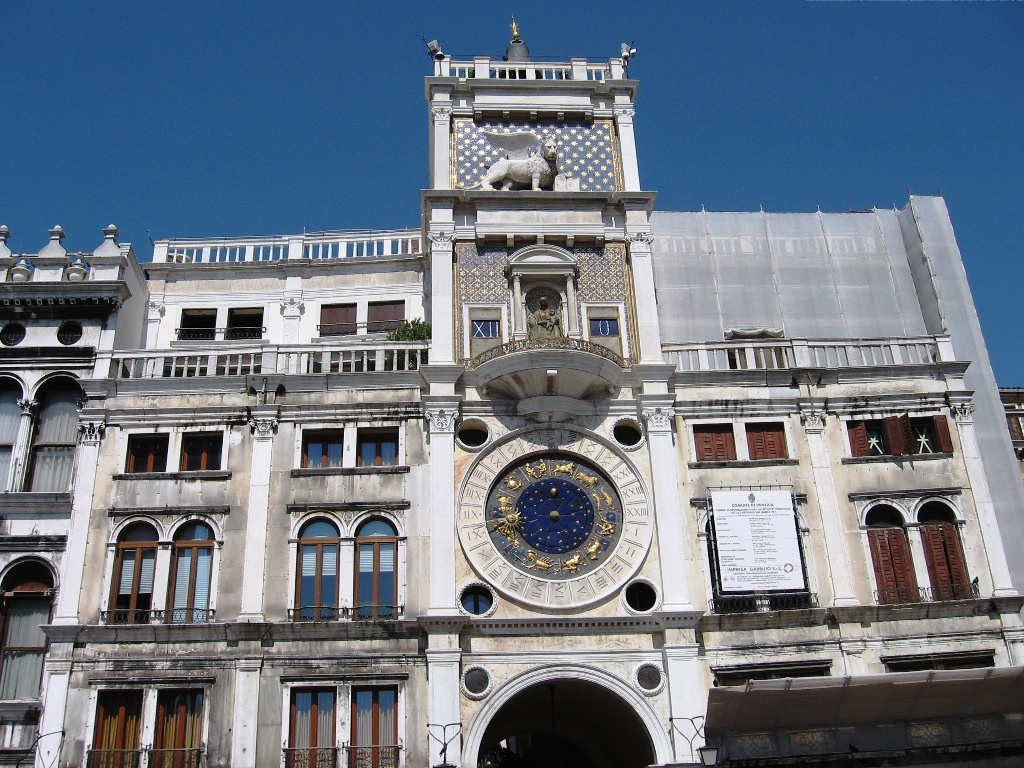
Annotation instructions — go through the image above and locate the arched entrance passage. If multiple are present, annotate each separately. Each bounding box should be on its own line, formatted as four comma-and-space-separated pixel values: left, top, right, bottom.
466, 667, 669, 768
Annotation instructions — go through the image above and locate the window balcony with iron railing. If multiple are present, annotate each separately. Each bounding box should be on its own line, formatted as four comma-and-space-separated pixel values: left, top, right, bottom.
147, 748, 204, 768
175, 326, 265, 342
284, 747, 339, 768
875, 581, 979, 605
86, 749, 142, 768
101, 608, 216, 626
346, 744, 400, 768
710, 591, 818, 614
288, 605, 403, 623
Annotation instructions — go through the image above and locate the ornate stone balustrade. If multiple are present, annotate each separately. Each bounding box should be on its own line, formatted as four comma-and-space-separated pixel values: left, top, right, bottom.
469, 336, 627, 369
110, 341, 430, 379
439, 57, 617, 81
153, 229, 421, 264
667, 335, 953, 373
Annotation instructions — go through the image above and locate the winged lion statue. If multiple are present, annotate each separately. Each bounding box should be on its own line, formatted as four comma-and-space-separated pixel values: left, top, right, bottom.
474, 131, 558, 191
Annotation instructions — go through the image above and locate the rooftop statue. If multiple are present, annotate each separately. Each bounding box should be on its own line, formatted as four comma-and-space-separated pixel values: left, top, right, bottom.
475, 132, 558, 191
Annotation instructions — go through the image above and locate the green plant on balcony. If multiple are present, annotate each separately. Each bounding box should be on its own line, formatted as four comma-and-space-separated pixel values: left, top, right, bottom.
385, 319, 431, 370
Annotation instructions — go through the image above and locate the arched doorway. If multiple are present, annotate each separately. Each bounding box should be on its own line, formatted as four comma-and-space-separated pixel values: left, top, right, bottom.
473, 677, 657, 768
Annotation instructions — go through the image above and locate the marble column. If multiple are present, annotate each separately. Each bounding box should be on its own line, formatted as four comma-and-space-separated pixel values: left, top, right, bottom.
238, 414, 277, 621
426, 639, 462, 766
800, 409, 858, 606
425, 401, 459, 614
640, 398, 693, 611
949, 401, 1017, 596
625, 233, 663, 365
429, 232, 456, 363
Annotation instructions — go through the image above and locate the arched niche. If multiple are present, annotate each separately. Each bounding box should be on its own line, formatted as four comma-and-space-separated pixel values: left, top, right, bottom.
507, 245, 580, 339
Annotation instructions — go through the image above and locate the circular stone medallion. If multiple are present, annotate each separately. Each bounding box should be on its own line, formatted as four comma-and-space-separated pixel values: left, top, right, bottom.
458, 429, 652, 609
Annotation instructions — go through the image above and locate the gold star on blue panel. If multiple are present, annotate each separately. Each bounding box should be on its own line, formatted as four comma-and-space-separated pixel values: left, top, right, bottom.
455, 120, 619, 192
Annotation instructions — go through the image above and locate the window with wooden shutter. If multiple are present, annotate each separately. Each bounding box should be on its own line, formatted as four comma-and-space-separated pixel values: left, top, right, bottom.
746, 423, 788, 460
320, 304, 357, 336
868, 525, 918, 604
366, 301, 405, 333
920, 521, 970, 600
694, 425, 736, 462
848, 421, 870, 457
92, 690, 143, 766
931, 415, 954, 452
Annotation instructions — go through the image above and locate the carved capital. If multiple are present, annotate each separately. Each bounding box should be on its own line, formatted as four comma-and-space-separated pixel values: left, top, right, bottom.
425, 407, 457, 434
800, 410, 827, 433
17, 398, 37, 416
950, 402, 975, 424
147, 300, 165, 318
248, 417, 278, 438
77, 422, 106, 445
614, 106, 636, 120
641, 407, 674, 433
428, 231, 455, 250
431, 106, 452, 121
626, 231, 654, 253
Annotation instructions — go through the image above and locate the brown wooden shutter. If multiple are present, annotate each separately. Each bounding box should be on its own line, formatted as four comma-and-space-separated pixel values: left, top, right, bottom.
883, 416, 910, 455
768, 426, 787, 459
320, 304, 356, 335
921, 522, 969, 599
868, 527, 917, 603
848, 421, 869, 457
367, 301, 405, 332
747, 428, 765, 460
933, 415, 954, 453
717, 427, 736, 460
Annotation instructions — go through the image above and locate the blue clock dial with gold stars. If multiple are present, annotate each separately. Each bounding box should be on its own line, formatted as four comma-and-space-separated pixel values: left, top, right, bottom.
517, 478, 594, 554
484, 453, 622, 581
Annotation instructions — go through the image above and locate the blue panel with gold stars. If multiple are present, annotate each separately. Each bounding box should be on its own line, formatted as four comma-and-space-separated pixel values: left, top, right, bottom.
454, 119, 620, 192
486, 453, 622, 581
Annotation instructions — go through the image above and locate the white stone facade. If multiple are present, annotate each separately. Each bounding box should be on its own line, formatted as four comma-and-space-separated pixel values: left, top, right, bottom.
0, 30, 1022, 768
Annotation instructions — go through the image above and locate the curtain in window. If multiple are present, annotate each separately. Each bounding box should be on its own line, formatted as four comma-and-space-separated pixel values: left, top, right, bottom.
156, 690, 204, 751
28, 446, 74, 492
0, 599, 49, 699
29, 387, 79, 492
93, 690, 143, 766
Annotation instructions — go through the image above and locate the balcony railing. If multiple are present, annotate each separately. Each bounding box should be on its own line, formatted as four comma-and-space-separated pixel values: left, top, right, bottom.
155, 229, 421, 265
176, 326, 265, 341
148, 748, 204, 768
288, 605, 403, 622
667, 335, 952, 373
710, 591, 818, 614
439, 56, 618, 82
470, 336, 627, 368
347, 745, 400, 768
86, 749, 142, 768
101, 609, 216, 625
351, 604, 403, 621
284, 747, 338, 768
110, 342, 429, 380
876, 582, 979, 605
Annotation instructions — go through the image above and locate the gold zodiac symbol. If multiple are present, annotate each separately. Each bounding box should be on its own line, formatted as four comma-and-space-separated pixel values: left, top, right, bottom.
523, 459, 548, 479
504, 474, 522, 490
585, 539, 602, 560
562, 552, 584, 573
596, 516, 615, 537
575, 471, 598, 488
493, 496, 524, 540
525, 550, 556, 572
592, 488, 614, 510
552, 461, 575, 476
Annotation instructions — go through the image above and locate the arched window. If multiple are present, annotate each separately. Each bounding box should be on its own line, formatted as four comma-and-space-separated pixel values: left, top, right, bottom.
28, 379, 81, 492
109, 523, 158, 624
866, 506, 918, 605
355, 519, 397, 620
0, 382, 20, 492
918, 502, 972, 600
0, 560, 53, 701
295, 520, 340, 621
168, 522, 215, 624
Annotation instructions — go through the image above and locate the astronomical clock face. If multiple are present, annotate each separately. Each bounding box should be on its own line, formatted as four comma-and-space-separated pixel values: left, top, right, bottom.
458, 429, 653, 609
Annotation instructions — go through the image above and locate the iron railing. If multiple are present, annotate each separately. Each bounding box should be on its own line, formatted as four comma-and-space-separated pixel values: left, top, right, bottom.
352, 604, 403, 621
284, 747, 338, 768
875, 582, 979, 605
86, 749, 142, 768
710, 591, 818, 614
347, 745, 400, 768
289, 606, 346, 622
176, 326, 265, 341
101, 609, 216, 625
147, 748, 204, 768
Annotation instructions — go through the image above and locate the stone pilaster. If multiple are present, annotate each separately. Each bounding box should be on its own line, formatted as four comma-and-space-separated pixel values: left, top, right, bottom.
238, 413, 278, 620
230, 658, 263, 768
626, 232, 664, 365
425, 399, 460, 614
800, 409, 858, 606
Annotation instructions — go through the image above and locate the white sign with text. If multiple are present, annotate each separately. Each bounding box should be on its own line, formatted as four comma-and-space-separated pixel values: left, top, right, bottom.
711, 490, 804, 592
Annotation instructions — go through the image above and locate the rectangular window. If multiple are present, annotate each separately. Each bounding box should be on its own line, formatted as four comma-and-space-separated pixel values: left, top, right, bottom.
320, 303, 357, 336
469, 310, 503, 360
883, 651, 994, 673
180, 432, 222, 472
367, 301, 405, 333
178, 309, 216, 341
714, 662, 831, 687
587, 307, 622, 357
126, 435, 169, 474
154, 689, 205, 768
357, 429, 399, 467
302, 431, 345, 469
849, 415, 953, 457
351, 687, 398, 768
589, 317, 619, 337
0, 597, 50, 700
694, 425, 736, 462
746, 423, 788, 460
91, 690, 143, 768
225, 307, 264, 341
288, 688, 336, 768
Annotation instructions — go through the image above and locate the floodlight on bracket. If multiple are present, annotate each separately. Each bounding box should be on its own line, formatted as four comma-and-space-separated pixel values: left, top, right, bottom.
425, 38, 445, 60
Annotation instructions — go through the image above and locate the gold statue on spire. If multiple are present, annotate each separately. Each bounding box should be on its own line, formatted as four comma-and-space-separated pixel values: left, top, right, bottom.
511, 18, 521, 42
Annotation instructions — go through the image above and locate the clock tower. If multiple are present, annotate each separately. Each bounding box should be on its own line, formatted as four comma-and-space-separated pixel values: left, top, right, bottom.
421, 24, 690, 768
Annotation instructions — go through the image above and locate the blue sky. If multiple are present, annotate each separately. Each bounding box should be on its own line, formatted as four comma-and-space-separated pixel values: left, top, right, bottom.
3, 2, 1022, 382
